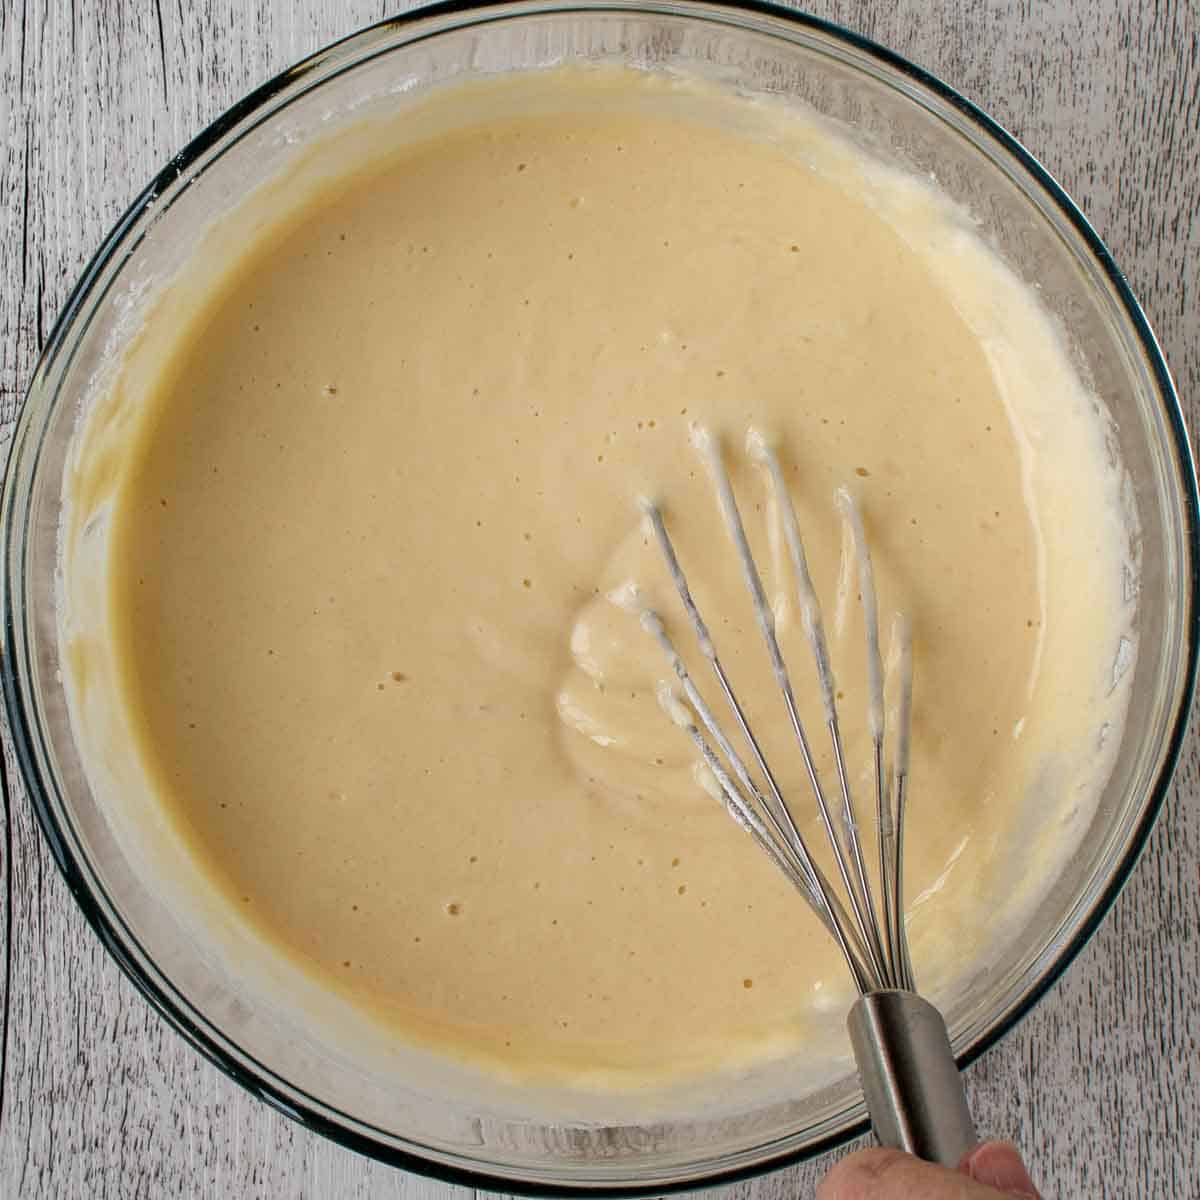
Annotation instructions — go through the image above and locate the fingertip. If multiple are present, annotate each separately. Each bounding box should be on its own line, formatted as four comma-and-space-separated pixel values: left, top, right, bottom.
816, 1148, 921, 1200
961, 1141, 1040, 1197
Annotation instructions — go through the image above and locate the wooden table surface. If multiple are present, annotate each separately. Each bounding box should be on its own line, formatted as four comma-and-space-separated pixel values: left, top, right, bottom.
1, 2, 1197, 1196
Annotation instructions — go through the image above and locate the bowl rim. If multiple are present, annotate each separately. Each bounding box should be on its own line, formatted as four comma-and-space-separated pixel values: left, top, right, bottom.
3, 0, 1197, 1192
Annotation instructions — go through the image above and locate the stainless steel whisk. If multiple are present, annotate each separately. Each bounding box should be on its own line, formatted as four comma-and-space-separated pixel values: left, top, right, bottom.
637, 426, 975, 1167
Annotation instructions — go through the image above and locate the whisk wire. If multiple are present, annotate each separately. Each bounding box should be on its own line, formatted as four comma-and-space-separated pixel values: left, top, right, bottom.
639, 604, 818, 898
639, 506, 819, 889
664, 694, 874, 995
874, 737, 898, 984
639, 429, 915, 995
694, 431, 890, 986
891, 614, 916, 991
755, 439, 892, 985
834, 487, 895, 983
639, 508, 876, 983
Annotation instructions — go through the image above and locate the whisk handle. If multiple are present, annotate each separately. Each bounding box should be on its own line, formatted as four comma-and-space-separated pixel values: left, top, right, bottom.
847, 989, 976, 1167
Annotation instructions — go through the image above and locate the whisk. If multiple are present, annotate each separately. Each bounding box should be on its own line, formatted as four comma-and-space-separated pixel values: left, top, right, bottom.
637, 426, 975, 1167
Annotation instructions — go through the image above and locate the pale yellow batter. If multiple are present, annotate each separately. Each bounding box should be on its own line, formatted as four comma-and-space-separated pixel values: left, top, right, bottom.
62, 68, 1132, 1093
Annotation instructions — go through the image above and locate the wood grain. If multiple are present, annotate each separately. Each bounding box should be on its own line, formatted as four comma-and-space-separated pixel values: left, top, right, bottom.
1, 1, 1196, 1196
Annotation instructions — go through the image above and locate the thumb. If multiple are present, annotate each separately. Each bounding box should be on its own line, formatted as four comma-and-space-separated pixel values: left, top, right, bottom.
961, 1141, 1041, 1197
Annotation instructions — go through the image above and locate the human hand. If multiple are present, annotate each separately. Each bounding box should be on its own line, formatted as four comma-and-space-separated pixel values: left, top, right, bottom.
817, 1141, 1042, 1199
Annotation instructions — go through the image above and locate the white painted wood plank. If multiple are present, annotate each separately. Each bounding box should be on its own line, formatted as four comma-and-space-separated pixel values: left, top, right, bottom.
1, 1, 1195, 1196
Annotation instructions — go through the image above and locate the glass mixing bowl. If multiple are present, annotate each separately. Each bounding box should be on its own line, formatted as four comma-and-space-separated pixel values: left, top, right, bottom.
2, 1, 1195, 1191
